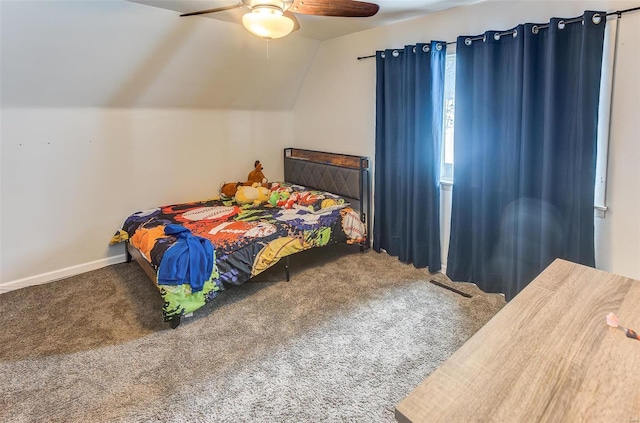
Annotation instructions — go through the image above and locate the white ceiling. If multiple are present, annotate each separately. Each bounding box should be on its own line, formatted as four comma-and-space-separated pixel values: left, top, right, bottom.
129, 0, 485, 40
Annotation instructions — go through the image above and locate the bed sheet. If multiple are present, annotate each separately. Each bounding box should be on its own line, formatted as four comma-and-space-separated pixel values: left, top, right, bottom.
110, 184, 366, 320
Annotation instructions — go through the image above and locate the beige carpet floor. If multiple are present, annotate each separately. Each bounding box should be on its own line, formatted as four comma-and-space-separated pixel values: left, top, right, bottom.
0, 245, 505, 422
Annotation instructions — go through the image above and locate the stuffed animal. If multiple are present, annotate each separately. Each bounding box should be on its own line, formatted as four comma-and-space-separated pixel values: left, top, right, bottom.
297, 191, 323, 206
246, 160, 269, 187
236, 183, 270, 206
282, 192, 299, 209
269, 190, 289, 207
220, 182, 240, 198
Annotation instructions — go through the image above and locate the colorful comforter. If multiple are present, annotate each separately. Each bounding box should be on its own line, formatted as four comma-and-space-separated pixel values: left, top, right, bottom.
110, 183, 366, 321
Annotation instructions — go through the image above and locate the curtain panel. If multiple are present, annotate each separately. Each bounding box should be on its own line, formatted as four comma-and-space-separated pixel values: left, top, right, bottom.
373, 42, 446, 271
447, 11, 606, 300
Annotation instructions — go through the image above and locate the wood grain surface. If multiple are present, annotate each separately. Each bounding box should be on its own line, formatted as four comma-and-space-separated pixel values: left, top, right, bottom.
286, 148, 365, 169
127, 242, 158, 286
290, 0, 379, 17
396, 259, 640, 423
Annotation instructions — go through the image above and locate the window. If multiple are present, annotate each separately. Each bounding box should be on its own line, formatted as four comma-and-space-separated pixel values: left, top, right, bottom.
594, 20, 616, 217
441, 53, 456, 184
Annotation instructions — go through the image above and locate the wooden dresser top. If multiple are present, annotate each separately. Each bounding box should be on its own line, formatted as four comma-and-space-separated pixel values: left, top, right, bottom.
396, 259, 640, 423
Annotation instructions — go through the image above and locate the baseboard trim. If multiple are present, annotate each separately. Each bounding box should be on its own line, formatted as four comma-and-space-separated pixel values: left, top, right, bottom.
0, 254, 127, 294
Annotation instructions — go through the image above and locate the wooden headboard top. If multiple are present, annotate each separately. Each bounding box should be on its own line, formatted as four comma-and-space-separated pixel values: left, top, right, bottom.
285, 148, 369, 171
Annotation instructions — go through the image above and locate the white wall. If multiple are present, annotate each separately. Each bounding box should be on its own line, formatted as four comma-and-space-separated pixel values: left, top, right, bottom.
593, 9, 640, 278
0, 108, 293, 284
0, 0, 307, 287
293, 0, 640, 279
2, 0, 638, 287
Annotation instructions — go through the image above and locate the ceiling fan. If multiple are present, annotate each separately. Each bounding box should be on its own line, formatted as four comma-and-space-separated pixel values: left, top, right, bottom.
180, 0, 380, 40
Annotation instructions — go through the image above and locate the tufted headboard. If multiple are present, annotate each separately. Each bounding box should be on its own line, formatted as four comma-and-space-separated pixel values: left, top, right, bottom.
283, 148, 371, 244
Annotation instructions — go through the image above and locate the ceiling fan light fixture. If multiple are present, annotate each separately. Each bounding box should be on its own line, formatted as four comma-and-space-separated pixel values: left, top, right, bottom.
252, 4, 284, 16
242, 5, 294, 39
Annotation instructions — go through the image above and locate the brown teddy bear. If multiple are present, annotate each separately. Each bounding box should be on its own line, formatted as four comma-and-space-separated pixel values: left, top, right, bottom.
220, 161, 269, 199
245, 160, 270, 188
220, 182, 240, 198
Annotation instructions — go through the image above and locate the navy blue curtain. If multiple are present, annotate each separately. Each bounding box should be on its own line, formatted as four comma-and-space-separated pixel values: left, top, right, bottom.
374, 42, 446, 271
447, 11, 606, 300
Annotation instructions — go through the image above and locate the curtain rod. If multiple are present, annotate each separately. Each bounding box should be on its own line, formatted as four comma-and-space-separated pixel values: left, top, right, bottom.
356, 5, 640, 61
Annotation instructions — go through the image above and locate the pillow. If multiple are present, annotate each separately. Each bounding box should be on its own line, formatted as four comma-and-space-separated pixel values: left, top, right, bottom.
293, 202, 348, 214
269, 182, 349, 213
270, 182, 349, 211
268, 182, 294, 208
292, 191, 348, 212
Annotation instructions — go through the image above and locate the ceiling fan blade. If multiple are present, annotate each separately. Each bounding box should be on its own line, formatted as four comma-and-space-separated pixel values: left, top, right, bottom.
180, 2, 244, 17
283, 11, 301, 32
289, 0, 379, 17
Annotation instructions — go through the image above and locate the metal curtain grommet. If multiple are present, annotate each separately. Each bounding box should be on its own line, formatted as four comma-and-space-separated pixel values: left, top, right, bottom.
381, 52, 386, 58
392, 49, 399, 57
465, 37, 472, 46
413, 46, 417, 53
558, 20, 565, 29
512, 29, 518, 38
423, 45, 430, 52
494, 33, 501, 41
592, 13, 602, 24
532, 25, 539, 34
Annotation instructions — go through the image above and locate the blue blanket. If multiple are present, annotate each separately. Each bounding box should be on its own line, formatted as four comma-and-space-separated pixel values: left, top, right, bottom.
157, 224, 214, 292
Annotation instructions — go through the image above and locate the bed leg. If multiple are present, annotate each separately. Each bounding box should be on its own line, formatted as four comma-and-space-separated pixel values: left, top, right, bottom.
169, 317, 181, 329
285, 256, 290, 282
125, 243, 132, 263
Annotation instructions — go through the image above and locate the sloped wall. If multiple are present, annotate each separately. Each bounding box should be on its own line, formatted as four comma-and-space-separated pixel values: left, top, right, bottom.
1, 0, 319, 109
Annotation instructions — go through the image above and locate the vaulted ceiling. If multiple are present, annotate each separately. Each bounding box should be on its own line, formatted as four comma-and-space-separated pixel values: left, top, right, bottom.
0, 0, 481, 109
129, 0, 486, 41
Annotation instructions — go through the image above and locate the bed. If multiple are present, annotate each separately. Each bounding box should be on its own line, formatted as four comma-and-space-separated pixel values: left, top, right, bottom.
110, 148, 371, 328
